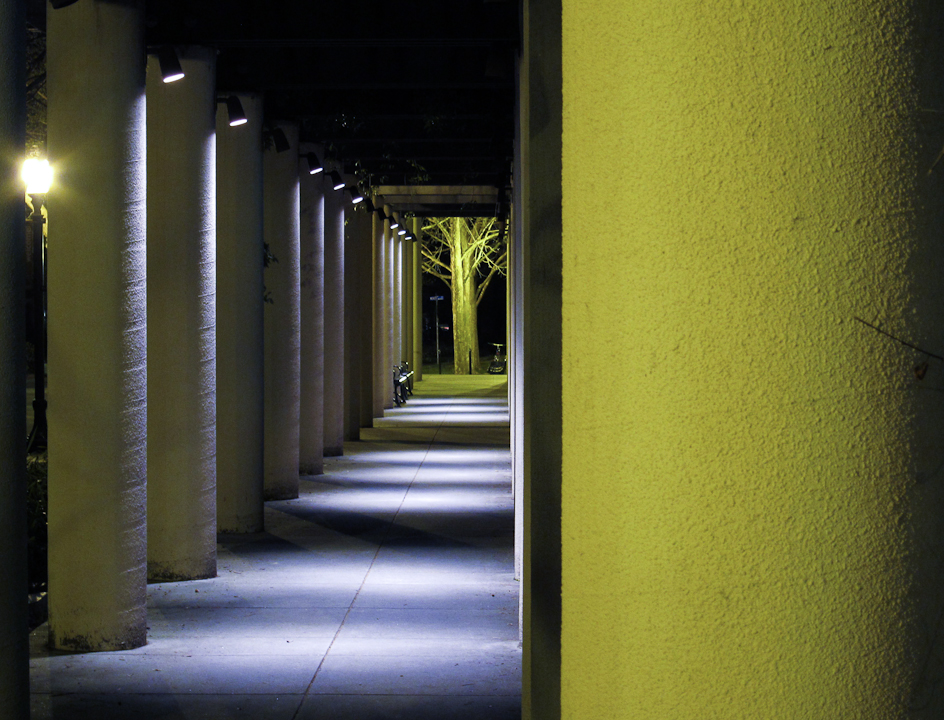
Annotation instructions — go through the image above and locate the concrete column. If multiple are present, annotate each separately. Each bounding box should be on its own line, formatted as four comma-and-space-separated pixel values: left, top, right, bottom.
520, 0, 561, 714
358, 211, 375, 428
298, 147, 324, 474
344, 205, 370, 439
512, 54, 525, 591
263, 122, 300, 500
384, 206, 395, 407
145, 47, 216, 582
46, 0, 148, 651
393, 220, 403, 368
0, 1, 28, 713
216, 93, 264, 533
512, 133, 524, 589
402, 224, 413, 370
562, 2, 944, 718
412, 218, 423, 380
372, 210, 386, 417
323, 181, 345, 455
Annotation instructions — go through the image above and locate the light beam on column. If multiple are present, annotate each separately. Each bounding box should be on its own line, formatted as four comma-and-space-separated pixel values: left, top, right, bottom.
372, 208, 387, 418
145, 46, 218, 582
263, 122, 301, 500
46, 0, 148, 651
384, 205, 395, 408
394, 214, 405, 375
216, 93, 265, 532
323, 173, 346, 455
299, 143, 325, 475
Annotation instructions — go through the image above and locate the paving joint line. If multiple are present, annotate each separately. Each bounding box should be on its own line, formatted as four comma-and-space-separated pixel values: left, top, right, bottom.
289, 394, 454, 720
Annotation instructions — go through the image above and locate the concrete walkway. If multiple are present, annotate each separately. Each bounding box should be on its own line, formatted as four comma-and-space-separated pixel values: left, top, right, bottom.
30, 375, 520, 719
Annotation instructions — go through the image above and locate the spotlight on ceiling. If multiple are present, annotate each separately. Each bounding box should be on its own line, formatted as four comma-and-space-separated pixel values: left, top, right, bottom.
305, 153, 324, 175
397, 227, 407, 236
346, 186, 365, 204
157, 46, 185, 83
329, 171, 345, 191
271, 128, 290, 153
389, 217, 399, 230
223, 96, 248, 127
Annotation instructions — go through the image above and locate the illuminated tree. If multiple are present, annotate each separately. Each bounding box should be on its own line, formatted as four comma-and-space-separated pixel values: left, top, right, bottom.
421, 217, 506, 374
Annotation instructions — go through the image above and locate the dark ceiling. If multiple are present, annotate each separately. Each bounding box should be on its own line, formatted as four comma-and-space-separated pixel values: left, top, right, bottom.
25, 1, 519, 215
142, 0, 520, 203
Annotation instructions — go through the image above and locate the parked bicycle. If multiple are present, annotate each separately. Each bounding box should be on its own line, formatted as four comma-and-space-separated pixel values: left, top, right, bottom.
487, 343, 506, 374
393, 362, 414, 406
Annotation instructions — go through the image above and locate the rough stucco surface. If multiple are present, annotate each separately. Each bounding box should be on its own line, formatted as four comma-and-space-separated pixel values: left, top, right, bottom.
47, 0, 148, 651
145, 50, 217, 581
562, 2, 944, 717
345, 207, 373, 435
322, 182, 345, 456
381, 211, 394, 408
372, 213, 386, 417
216, 93, 265, 533
298, 147, 325, 474
263, 123, 301, 500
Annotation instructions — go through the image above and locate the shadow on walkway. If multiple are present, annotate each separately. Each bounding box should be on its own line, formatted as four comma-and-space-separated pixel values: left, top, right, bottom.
30, 376, 520, 720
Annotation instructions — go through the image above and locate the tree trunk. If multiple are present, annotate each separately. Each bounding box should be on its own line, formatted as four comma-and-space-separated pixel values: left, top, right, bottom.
449, 218, 480, 374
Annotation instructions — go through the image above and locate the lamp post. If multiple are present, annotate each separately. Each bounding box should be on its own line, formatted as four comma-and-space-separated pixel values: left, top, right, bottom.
22, 159, 52, 454
431, 294, 444, 374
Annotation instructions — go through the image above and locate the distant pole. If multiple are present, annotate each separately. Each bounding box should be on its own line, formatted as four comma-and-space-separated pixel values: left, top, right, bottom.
26, 194, 46, 453
412, 219, 423, 381
432, 294, 443, 374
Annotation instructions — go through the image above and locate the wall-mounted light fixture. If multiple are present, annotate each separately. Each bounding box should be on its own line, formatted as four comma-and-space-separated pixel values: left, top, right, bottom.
271, 127, 290, 153
221, 96, 248, 127
156, 46, 185, 83
346, 186, 365, 204
305, 153, 324, 175
329, 171, 345, 191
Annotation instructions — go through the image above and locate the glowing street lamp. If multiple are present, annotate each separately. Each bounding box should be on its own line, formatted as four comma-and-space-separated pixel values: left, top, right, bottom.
22, 159, 52, 453
22, 158, 53, 194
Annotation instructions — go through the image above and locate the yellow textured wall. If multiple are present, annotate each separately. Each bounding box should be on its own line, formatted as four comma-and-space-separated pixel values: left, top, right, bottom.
562, 1, 944, 717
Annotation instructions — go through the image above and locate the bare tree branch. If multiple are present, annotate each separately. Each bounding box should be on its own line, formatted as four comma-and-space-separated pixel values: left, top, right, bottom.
476, 250, 507, 306
424, 268, 452, 284
421, 247, 451, 275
